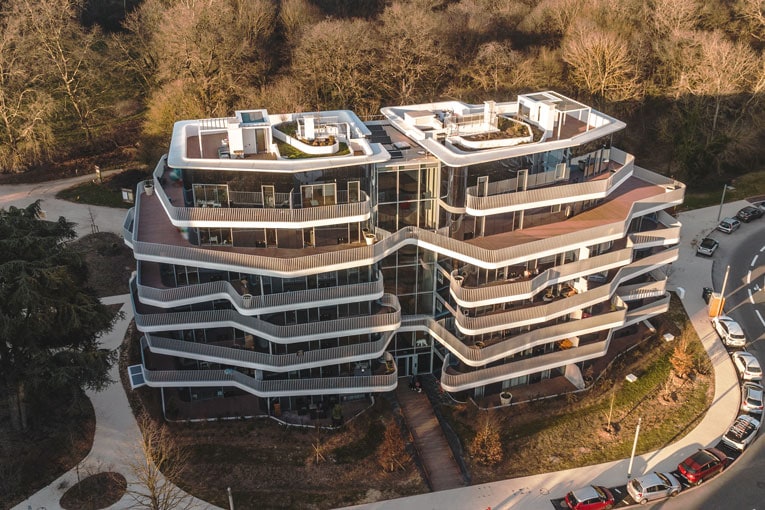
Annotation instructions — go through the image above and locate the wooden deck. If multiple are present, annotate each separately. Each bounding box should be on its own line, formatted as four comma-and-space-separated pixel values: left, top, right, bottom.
396, 383, 465, 492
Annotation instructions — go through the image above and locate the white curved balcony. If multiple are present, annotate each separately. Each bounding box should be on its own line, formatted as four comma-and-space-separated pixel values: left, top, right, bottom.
139, 363, 397, 397
465, 149, 634, 215
439, 338, 610, 393
399, 305, 626, 367
453, 247, 677, 335
132, 283, 401, 343
134, 267, 384, 313
142, 332, 393, 373
128, 168, 683, 277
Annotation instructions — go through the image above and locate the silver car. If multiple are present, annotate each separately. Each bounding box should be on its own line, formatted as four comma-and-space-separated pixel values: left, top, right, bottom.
627, 471, 681, 505
732, 351, 763, 382
717, 217, 741, 234
741, 382, 764, 414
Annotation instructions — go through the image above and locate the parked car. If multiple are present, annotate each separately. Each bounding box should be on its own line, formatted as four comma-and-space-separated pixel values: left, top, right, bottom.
564, 485, 615, 510
711, 315, 747, 348
696, 237, 719, 257
741, 382, 764, 414
732, 351, 763, 381
627, 471, 681, 505
677, 448, 729, 485
717, 217, 741, 234
721, 414, 761, 451
736, 205, 764, 222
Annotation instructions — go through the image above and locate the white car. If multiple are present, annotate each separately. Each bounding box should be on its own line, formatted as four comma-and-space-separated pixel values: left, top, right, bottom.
722, 414, 761, 450
741, 382, 764, 414
732, 351, 763, 381
711, 316, 747, 348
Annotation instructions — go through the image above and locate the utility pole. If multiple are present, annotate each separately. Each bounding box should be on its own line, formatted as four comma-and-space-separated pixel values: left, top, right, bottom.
717, 265, 731, 318
227, 487, 234, 510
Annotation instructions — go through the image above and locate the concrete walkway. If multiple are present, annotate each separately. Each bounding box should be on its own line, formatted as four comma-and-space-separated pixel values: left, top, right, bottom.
396, 383, 464, 491
343, 204, 746, 510
0, 170, 129, 238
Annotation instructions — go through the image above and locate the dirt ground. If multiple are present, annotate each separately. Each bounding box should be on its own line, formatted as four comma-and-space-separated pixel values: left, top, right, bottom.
70, 232, 136, 298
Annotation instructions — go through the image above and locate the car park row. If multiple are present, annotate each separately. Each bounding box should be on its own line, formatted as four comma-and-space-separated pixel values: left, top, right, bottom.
697, 202, 764, 256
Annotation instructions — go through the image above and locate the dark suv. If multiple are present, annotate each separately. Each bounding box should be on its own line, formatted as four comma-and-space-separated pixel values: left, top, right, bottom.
737, 206, 764, 222
677, 448, 728, 485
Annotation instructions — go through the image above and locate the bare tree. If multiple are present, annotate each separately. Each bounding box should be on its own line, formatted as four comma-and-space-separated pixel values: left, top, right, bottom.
649, 0, 702, 34
289, 18, 382, 115
676, 30, 758, 133
520, 0, 586, 36
0, 11, 54, 172
125, 412, 194, 510
15, 0, 103, 144
735, 0, 765, 41
463, 41, 522, 93
562, 20, 643, 102
376, 2, 456, 105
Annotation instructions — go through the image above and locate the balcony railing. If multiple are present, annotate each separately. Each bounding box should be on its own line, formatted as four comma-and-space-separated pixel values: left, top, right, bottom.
439, 338, 610, 392
453, 247, 677, 334
400, 304, 626, 367
151, 157, 371, 229
129, 167, 683, 277
132, 282, 401, 343
465, 148, 635, 215
140, 362, 398, 397
142, 331, 394, 372
450, 248, 633, 307
623, 293, 671, 327
135, 268, 384, 313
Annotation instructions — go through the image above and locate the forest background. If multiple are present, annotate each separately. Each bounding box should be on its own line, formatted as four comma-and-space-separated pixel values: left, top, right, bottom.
1, 0, 764, 191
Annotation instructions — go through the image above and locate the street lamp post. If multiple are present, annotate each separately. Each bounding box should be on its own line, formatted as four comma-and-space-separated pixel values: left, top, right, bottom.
717, 184, 735, 222
627, 417, 642, 479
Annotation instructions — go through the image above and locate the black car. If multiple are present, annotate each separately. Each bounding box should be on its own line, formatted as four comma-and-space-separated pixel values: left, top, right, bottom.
736, 206, 764, 222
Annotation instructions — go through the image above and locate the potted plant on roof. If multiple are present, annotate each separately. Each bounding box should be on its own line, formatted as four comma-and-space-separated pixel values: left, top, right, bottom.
143, 180, 154, 196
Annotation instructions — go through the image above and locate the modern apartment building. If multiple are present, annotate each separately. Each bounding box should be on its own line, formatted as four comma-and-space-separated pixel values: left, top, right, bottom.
125, 91, 684, 417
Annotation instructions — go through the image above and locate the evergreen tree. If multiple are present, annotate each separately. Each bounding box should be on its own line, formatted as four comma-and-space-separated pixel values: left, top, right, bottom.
0, 201, 117, 430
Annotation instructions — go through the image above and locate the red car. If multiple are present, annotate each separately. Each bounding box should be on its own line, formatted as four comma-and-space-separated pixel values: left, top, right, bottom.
677, 448, 728, 485
564, 485, 614, 510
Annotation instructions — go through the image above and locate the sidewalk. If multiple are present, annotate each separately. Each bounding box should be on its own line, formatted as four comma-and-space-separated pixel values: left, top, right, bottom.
0, 170, 129, 238
343, 202, 746, 510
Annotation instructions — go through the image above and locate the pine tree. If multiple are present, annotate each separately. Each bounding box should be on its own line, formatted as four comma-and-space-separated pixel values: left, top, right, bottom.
0, 201, 117, 430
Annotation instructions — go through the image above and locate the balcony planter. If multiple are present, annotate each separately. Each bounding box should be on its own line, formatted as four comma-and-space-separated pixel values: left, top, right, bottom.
364, 232, 376, 245
500, 391, 513, 406
454, 275, 464, 285
242, 294, 253, 308
143, 181, 154, 196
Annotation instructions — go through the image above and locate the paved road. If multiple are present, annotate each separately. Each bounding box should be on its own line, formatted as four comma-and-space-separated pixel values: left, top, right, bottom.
661, 214, 765, 510
0, 169, 128, 238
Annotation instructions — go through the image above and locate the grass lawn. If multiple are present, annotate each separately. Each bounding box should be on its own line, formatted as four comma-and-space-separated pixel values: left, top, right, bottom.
681, 170, 765, 210
56, 167, 151, 208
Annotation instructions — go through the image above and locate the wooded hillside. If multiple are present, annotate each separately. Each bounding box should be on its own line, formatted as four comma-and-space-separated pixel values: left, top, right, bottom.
2, 0, 764, 189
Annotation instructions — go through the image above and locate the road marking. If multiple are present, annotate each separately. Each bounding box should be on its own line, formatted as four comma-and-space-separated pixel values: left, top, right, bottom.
756, 310, 765, 328
749, 288, 755, 304
761, 245, 765, 252
748, 271, 752, 284
754, 255, 760, 267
